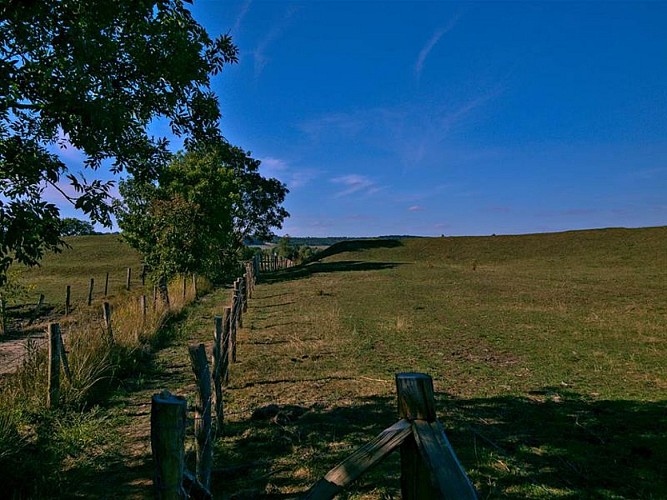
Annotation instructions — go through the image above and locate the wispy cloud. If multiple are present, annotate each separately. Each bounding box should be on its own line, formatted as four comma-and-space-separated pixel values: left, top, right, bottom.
253, 6, 297, 78
331, 174, 382, 198
414, 14, 461, 82
230, 0, 252, 35
259, 156, 319, 190
408, 205, 425, 212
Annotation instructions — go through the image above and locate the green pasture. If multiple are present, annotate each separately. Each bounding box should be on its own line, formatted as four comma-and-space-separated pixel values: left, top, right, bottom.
222, 226, 666, 498
17, 234, 144, 308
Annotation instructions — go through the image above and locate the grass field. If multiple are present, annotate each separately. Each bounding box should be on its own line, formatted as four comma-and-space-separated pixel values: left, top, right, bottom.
215, 226, 666, 498
17, 234, 144, 308
3, 227, 665, 498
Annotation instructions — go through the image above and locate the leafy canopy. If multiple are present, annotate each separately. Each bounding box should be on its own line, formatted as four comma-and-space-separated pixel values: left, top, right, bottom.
0, 0, 238, 284
116, 140, 289, 282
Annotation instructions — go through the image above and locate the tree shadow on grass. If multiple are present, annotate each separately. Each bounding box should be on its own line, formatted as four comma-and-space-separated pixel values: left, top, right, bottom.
309, 239, 403, 262
260, 261, 402, 285
211, 390, 667, 498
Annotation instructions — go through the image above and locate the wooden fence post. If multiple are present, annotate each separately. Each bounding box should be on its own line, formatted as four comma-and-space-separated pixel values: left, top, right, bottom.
192, 273, 198, 299
65, 285, 71, 315
242, 274, 248, 312
126, 267, 132, 291
141, 295, 147, 321
222, 307, 231, 385
0, 298, 5, 335
104, 272, 110, 296
188, 344, 213, 490
103, 301, 114, 343
141, 264, 146, 286
88, 277, 94, 306
182, 275, 187, 300
231, 286, 238, 363
29, 293, 45, 324
212, 316, 224, 428
47, 323, 61, 409
396, 373, 438, 499
59, 328, 72, 382
151, 391, 187, 499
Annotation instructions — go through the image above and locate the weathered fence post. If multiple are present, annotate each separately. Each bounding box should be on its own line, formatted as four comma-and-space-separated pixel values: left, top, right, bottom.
59, 327, 72, 382
126, 267, 132, 291
151, 391, 187, 499
65, 285, 71, 315
141, 264, 147, 286
182, 275, 187, 300
242, 274, 248, 312
222, 307, 231, 385
231, 285, 238, 363
104, 272, 110, 296
192, 273, 198, 299
103, 301, 114, 343
87, 277, 94, 306
212, 316, 224, 428
396, 373, 438, 499
47, 323, 61, 409
188, 343, 213, 491
395, 373, 477, 499
0, 298, 6, 335
29, 293, 45, 324
141, 295, 147, 321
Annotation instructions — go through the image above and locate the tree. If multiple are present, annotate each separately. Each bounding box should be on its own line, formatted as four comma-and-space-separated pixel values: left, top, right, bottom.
60, 217, 96, 236
115, 140, 289, 283
0, 0, 238, 284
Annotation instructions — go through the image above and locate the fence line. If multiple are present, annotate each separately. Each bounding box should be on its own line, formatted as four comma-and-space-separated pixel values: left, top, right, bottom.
151, 259, 477, 498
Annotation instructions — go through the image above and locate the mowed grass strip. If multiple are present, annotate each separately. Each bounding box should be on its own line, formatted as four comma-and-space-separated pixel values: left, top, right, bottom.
217, 227, 666, 499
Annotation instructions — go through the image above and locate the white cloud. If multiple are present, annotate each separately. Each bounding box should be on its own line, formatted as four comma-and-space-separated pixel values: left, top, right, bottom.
408, 205, 425, 212
414, 14, 461, 82
253, 6, 297, 78
259, 156, 318, 190
231, 0, 252, 35
331, 174, 381, 198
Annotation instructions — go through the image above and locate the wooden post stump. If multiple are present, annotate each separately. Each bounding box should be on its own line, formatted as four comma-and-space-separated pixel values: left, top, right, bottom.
151, 391, 187, 499
126, 267, 132, 291
104, 272, 110, 296
103, 301, 114, 343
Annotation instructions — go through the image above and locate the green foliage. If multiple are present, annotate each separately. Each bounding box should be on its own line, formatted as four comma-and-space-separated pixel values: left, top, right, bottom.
116, 140, 288, 283
0, 0, 238, 285
59, 217, 96, 236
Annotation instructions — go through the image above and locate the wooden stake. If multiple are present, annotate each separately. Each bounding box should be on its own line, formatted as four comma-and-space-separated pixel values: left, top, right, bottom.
65, 285, 71, 315
104, 272, 109, 296
126, 267, 132, 291
192, 273, 198, 299
47, 323, 61, 408
222, 307, 231, 386
141, 295, 147, 321
151, 391, 187, 499
87, 278, 94, 306
103, 301, 113, 343
212, 316, 224, 427
59, 328, 72, 382
188, 344, 213, 490
396, 373, 437, 499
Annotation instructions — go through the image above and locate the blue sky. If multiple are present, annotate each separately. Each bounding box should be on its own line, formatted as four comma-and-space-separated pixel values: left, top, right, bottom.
55, 1, 667, 237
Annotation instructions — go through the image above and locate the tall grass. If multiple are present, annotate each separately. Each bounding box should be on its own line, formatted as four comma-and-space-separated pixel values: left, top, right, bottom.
0, 274, 209, 495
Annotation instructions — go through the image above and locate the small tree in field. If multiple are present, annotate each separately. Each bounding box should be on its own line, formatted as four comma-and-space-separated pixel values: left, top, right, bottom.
60, 218, 96, 236
115, 140, 288, 285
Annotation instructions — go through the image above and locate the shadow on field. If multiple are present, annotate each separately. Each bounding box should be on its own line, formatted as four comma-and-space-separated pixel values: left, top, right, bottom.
211, 391, 667, 498
310, 238, 403, 261
260, 260, 402, 285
